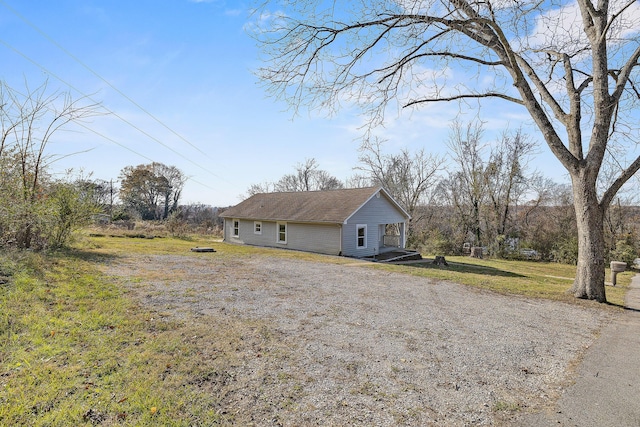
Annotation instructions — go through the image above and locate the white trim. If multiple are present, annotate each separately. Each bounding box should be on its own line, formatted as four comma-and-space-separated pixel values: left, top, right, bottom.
276, 221, 287, 244
232, 219, 239, 237
356, 224, 367, 249
254, 221, 262, 235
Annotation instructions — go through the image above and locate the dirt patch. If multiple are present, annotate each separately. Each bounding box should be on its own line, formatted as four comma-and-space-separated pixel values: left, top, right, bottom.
101, 253, 612, 426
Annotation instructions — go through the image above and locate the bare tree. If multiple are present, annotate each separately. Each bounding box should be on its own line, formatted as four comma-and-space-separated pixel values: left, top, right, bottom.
314, 169, 345, 191
344, 173, 374, 189
253, 0, 640, 302
246, 158, 343, 197
275, 158, 344, 192
484, 128, 538, 249
245, 181, 276, 198
357, 138, 444, 241
443, 121, 487, 246
0, 80, 100, 248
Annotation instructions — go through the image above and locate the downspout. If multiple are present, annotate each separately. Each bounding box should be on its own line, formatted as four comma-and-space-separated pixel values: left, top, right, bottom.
339, 224, 343, 256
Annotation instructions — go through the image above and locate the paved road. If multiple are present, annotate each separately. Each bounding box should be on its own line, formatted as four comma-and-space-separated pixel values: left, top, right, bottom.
517, 275, 640, 426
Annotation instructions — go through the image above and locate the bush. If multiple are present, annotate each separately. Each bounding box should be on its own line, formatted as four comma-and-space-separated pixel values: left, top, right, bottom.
551, 237, 579, 265
45, 182, 102, 249
609, 239, 637, 266
420, 229, 457, 255
166, 212, 190, 238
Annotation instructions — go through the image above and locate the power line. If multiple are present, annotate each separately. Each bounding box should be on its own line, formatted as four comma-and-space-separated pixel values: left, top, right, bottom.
0, 0, 235, 192
76, 123, 156, 163
70, 124, 215, 190
0, 0, 211, 159
0, 37, 225, 188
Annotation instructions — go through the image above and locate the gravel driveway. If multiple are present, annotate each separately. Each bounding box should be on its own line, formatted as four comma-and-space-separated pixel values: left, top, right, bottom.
103, 253, 612, 426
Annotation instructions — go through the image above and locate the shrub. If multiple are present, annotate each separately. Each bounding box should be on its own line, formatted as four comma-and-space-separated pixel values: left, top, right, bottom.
609, 239, 637, 266
166, 212, 190, 238
420, 229, 457, 255
551, 237, 579, 265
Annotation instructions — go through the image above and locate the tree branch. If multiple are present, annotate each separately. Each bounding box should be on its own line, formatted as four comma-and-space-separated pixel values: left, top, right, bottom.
405, 92, 522, 107
601, 154, 640, 208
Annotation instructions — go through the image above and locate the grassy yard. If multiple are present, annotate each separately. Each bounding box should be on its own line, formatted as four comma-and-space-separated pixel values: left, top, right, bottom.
390, 255, 632, 307
0, 233, 634, 425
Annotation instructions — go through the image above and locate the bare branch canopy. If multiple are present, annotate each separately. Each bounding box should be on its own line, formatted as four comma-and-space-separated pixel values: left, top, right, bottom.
252, 0, 640, 302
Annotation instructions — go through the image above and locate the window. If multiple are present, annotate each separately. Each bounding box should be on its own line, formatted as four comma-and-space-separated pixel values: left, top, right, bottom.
277, 222, 287, 244
254, 221, 262, 235
357, 224, 367, 249
232, 220, 239, 237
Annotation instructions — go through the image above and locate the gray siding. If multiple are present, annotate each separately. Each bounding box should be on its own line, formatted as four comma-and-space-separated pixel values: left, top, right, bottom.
225, 219, 341, 255
285, 223, 341, 255
224, 218, 252, 244
342, 193, 407, 257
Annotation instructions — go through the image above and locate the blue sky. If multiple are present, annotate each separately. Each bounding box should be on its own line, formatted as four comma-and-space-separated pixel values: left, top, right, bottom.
0, 0, 570, 206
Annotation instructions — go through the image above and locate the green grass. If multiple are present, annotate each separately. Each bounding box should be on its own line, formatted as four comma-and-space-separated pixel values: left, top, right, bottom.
382, 251, 621, 307
0, 247, 268, 426
385, 255, 632, 307
1, 233, 634, 425
84, 232, 632, 306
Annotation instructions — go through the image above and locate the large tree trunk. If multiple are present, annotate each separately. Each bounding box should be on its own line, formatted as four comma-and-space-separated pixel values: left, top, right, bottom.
570, 177, 607, 302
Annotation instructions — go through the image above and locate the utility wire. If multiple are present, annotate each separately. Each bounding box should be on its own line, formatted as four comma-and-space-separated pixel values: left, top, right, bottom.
0, 0, 211, 158
70, 124, 214, 189
0, 38, 224, 188
2, 55, 217, 192
76, 123, 156, 163
79, 124, 215, 190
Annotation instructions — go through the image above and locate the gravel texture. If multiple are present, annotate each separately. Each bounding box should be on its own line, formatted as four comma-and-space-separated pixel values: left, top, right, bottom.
103, 253, 612, 426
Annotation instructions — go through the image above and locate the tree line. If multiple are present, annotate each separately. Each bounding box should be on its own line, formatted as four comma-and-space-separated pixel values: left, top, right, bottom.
246, 122, 639, 267
1, 77, 637, 271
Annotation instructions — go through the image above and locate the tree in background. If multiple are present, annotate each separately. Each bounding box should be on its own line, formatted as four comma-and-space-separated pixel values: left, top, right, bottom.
437, 122, 537, 254
519, 182, 579, 263
119, 163, 185, 220
440, 122, 488, 248
0, 80, 99, 249
483, 128, 538, 255
356, 138, 445, 245
246, 158, 343, 197
275, 158, 344, 192
245, 181, 276, 198
253, 0, 640, 302
76, 178, 115, 216
153, 163, 186, 219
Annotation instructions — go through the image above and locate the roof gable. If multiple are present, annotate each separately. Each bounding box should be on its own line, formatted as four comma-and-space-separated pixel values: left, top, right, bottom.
220, 187, 409, 223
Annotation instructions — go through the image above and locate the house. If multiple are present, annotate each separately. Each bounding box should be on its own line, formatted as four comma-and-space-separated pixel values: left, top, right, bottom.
219, 186, 411, 258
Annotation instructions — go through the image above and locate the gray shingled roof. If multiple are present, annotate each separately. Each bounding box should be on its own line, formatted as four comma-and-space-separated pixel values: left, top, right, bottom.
220, 187, 408, 224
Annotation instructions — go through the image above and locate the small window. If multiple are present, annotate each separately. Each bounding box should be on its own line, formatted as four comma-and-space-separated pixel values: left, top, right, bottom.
357, 224, 367, 249
277, 222, 287, 244
232, 220, 239, 237
254, 221, 262, 234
